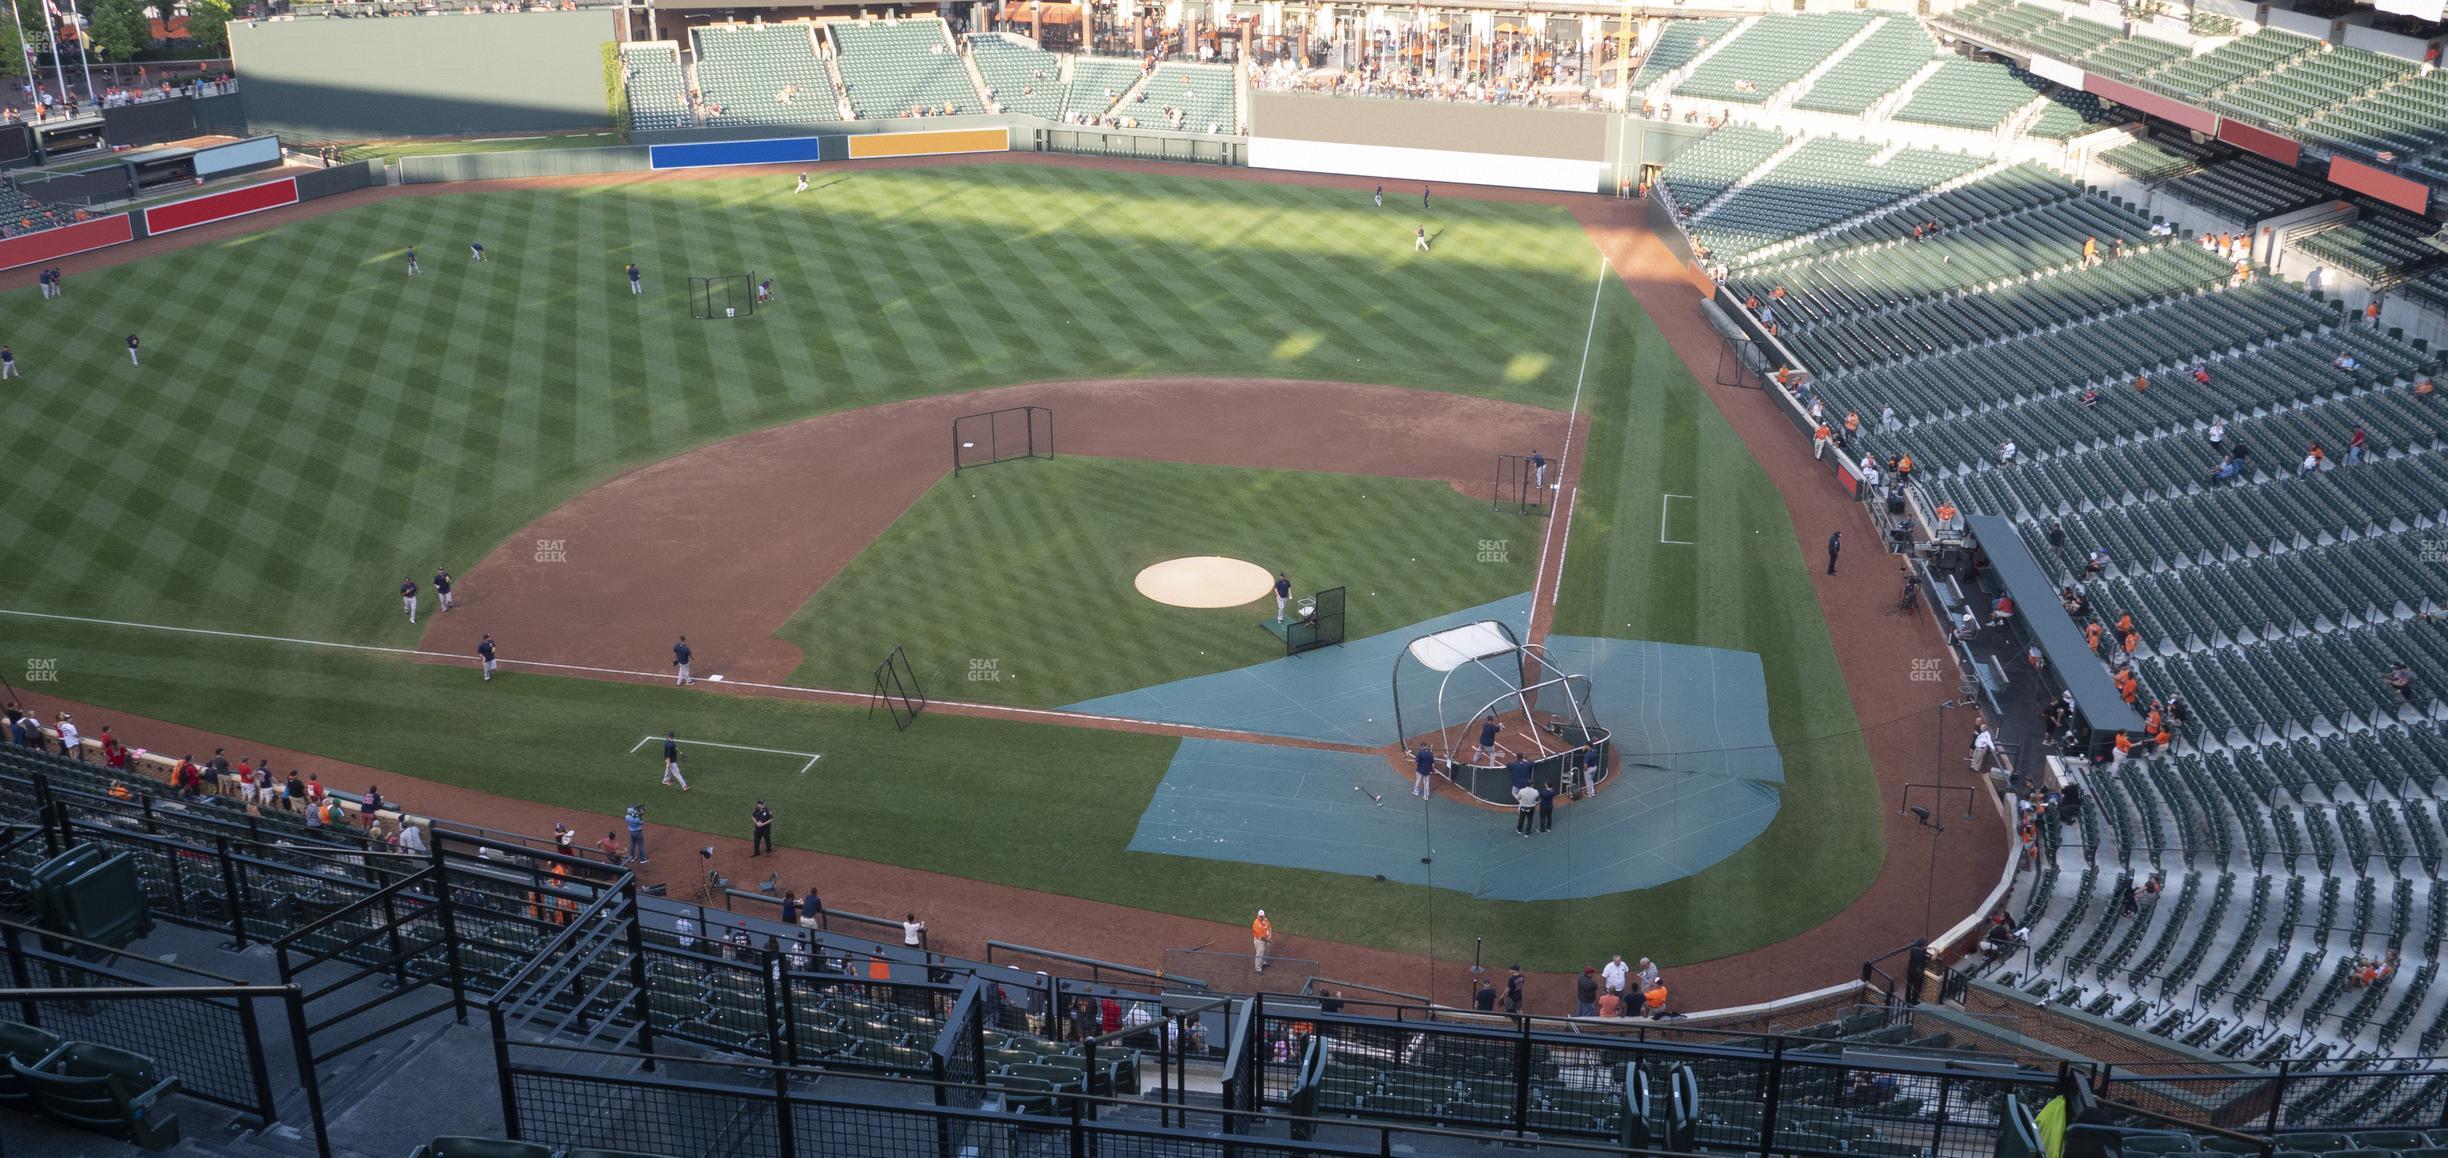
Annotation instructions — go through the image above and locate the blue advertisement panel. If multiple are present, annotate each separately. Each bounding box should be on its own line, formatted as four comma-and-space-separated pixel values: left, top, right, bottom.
648, 136, 826, 170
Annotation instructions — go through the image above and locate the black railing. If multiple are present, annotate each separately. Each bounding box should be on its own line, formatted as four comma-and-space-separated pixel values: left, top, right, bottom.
0, 920, 331, 1157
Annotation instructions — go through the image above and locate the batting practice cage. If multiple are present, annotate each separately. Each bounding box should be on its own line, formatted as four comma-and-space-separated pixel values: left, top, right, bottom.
690, 274, 756, 320
1492, 453, 1551, 515
1392, 620, 1613, 805
952, 406, 1055, 473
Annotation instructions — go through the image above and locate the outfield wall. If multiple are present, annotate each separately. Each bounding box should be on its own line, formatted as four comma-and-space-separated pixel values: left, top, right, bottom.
231, 11, 614, 139
1248, 91, 1618, 193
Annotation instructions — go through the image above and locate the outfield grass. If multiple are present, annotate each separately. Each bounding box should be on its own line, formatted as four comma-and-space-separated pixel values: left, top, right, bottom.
0, 165, 1880, 970
780, 457, 1536, 706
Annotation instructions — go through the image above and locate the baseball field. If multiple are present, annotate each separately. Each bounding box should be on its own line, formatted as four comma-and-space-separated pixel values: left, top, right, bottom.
0, 159, 1883, 979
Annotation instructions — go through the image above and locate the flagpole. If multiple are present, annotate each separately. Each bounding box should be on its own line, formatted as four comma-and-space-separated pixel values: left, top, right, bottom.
34, 0, 62, 105
61, 0, 87, 102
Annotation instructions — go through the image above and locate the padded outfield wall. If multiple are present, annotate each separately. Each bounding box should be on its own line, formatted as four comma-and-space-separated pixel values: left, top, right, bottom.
231, 11, 614, 139
1248, 91, 1629, 194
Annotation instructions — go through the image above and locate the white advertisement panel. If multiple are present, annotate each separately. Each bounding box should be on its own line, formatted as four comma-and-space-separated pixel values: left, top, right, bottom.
1249, 136, 1603, 193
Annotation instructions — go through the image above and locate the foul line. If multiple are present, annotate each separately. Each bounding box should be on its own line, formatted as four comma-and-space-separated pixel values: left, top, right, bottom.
1661, 494, 1696, 545
629, 734, 822, 775
0, 606, 1376, 750
1527, 254, 1610, 629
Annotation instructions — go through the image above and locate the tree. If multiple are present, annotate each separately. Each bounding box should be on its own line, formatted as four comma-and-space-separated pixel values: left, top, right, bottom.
87, 0, 149, 64
181, 0, 228, 55
0, 0, 35, 81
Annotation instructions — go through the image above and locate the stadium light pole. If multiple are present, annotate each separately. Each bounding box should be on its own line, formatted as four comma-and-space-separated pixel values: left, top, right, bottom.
34, 0, 64, 105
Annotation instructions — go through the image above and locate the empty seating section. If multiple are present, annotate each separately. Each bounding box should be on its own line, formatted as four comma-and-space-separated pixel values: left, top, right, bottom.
2100, 132, 2218, 183
1658, 124, 1787, 210
966, 34, 1066, 120
1778, 243, 2231, 373
1141, 62, 1238, 133
1819, 279, 2330, 422
2211, 43, 2413, 131
1692, 142, 1985, 263
622, 44, 689, 132
1735, 171, 2114, 315
1895, 59, 2039, 131
2029, 86, 2116, 140
1896, 327, 2425, 481
2081, 35, 2185, 76
1675, 13, 1872, 103
1944, 0, 2055, 45
1794, 18, 1933, 116
690, 23, 830, 127
2295, 207, 2441, 282
2151, 30, 2317, 102
1068, 56, 1146, 120
1635, 18, 1735, 90
2161, 153, 2337, 221
2306, 68, 2448, 161
2024, 15, 2113, 60
828, 19, 980, 119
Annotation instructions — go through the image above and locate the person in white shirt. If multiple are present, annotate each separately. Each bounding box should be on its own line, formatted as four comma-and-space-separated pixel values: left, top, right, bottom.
1636, 957, 1660, 992
903, 914, 927, 950
397, 823, 428, 855
1970, 721, 1998, 772
55, 713, 79, 760
674, 916, 696, 951
1601, 955, 1629, 998
1997, 440, 2017, 464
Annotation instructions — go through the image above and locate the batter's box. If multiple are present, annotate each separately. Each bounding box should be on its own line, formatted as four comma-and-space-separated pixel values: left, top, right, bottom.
629, 734, 825, 776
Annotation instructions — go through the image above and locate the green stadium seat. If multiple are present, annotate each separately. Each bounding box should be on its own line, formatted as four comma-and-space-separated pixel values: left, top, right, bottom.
10, 1044, 181, 1152
0, 1020, 61, 1113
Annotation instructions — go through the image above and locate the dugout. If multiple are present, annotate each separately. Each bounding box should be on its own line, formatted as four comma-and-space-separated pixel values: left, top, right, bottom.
32, 114, 105, 161
0, 122, 32, 168
125, 146, 202, 193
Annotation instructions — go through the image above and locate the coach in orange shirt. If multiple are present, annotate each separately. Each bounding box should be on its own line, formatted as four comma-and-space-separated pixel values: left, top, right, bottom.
1252, 909, 1274, 974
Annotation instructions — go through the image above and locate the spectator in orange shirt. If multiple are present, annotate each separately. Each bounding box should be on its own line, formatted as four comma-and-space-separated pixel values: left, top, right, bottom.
1812, 423, 1832, 459
2121, 630, 2142, 657
2086, 622, 2105, 652
2134, 373, 2149, 392
2116, 613, 2135, 635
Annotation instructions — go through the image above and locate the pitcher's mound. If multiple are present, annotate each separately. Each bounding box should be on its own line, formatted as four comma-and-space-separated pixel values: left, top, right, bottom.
1135, 556, 1274, 609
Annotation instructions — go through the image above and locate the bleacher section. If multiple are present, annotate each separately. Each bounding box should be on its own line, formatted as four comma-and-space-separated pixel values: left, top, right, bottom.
621, 42, 690, 132
2083, 34, 2186, 76
1690, 115, 2448, 1058
1689, 140, 1987, 263
2306, 69, 2448, 164
967, 33, 1066, 120
690, 22, 831, 127
828, 18, 981, 120
1894, 58, 2041, 132
1068, 55, 1146, 120
2210, 43, 2414, 135
2101, 132, 2219, 183
1674, 13, 1874, 104
1634, 17, 1736, 91
2294, 206, 2443, 283
2159, 151, 2338, 222
1141, 61, 1240, 134
1794, 18, 1935, 116
1658, 123, 1789, 211
2150, 30, 2320, 103
2028, 86, 2116, 141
